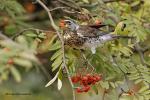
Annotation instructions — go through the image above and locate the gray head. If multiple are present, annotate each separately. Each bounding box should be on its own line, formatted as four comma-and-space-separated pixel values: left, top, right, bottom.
63, 20, 79, 31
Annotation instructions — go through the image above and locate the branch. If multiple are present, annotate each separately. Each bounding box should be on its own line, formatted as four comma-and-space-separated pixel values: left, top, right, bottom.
103, 0, 123, 3
11, 28, 54, 40
80, 50, 95, 72
134, 43, 148, 67
49, 7, 67, 12
36, 0, 76, 100
57, 0, 81, 11
111, 55, 130, 89
102, 89, 106, 100
143, 46, 150, 53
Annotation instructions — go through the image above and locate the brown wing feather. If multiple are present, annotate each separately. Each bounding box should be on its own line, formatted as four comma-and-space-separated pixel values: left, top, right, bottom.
77, 25, 107, 37
88, 24, 106, 29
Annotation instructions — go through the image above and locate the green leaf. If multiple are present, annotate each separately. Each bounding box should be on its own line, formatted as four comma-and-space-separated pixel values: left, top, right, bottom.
4, 24, 17, 36
49, 40, 61, 51
10, 66, 21, 82
110, 82, 116, 88
24, 31, 37, 37
100, 81, 109, 89
48, 35, 57, 47
51, 49, 62, 61
1, 70, 9, 80
45, 72, 59, 87
16, 36, 28, 47
52, 55, 62, 67
138, 85, 149, 93
52, 63, 62, 72
38, 32, 46, 39
134, 79, 143, 84
13, 58, 32, 68
82, 0, 89, 3
19, 52, 37, 62
92, 85, 98, 94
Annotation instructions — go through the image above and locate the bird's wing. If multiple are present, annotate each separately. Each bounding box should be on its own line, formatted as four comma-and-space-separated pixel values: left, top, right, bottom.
77, 25, 108, 37
88, 24, 106, 29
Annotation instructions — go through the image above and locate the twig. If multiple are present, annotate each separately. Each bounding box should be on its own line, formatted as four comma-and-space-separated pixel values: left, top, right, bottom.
118, 88, 128, 98
80, 50, 95, 72
103, 0, 124, 3
11, 28, 54, 40
134, 42, 147, 66
135, 44, 145, 64
0, 31, 29, 50
102, 89, 106, 100
57, 0, 81, 11
0, 31, 9, 40
111, 56, 130, 89
49, 7, 67, 12
143, 46, 150, 53
36, 0, 76, 100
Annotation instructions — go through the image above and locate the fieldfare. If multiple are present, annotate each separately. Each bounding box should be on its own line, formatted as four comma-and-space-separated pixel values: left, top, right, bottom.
61, 20, 131, 54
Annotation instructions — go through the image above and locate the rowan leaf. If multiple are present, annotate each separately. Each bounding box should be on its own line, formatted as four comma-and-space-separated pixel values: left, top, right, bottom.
45, 72, 59, 87
57, 78, 62, 90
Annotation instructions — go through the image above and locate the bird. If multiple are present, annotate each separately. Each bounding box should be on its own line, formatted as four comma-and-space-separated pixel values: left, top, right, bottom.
60, 20, 132, 54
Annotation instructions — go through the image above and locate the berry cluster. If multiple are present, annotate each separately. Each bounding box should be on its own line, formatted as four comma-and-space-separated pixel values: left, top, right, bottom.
71, 74, 102, 93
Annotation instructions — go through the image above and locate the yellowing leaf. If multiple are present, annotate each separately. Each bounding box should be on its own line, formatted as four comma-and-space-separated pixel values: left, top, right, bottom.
45, 72, 59, 87
57, 78, 62, 90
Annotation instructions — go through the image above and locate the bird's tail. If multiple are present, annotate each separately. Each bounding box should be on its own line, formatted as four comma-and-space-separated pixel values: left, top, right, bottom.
111, 34, 134, 39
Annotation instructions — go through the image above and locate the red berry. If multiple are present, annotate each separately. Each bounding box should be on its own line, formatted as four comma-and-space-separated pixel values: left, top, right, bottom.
76, 74, 81, 80
71, 76, 79, 83
83, 86, 91, 92
3, 48, 10, 52
92, 77, 97, 82
71, 75, 81, 83
76, 87, 83, 93
86, 74, 91, 77
7, 59, 14, 65
82, 76, 88, 82
95, 75, 102, 82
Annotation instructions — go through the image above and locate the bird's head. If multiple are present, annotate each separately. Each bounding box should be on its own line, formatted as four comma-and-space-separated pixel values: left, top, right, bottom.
60, 20, 79, 31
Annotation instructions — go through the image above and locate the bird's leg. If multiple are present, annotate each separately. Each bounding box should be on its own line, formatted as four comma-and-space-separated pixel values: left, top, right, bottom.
80, 50, 95, 72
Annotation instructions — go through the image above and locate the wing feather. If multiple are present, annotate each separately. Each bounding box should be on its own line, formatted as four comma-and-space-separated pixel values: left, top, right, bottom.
77, 26, 107, 37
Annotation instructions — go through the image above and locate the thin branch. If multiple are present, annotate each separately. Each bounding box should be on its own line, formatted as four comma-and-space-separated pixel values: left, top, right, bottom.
80, 50, 95, 72
134, 43, 148, 67
49, 7, 67, 12
0, 31, 29, 50
118, 88, 128, 98
0, 31, 10, 40
11, 28, 54, 40
135, 44, 145, 64
103, 0, 124, 3
111, 56, 130, 89
143, 46, 150, 53
57, 0, 81, 11
36, 0, 76, 100
102, 89, 106, 100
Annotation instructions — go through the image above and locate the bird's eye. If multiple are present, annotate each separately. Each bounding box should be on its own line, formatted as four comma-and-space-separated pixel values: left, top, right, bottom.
67, 22, 71, 25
